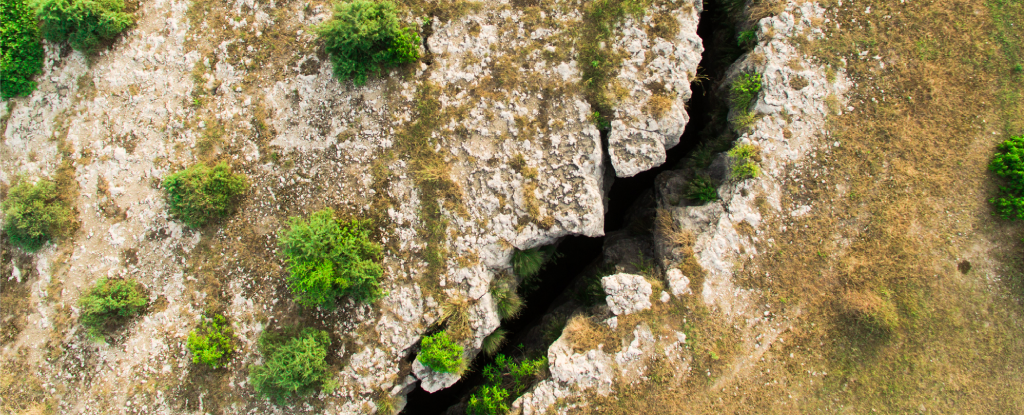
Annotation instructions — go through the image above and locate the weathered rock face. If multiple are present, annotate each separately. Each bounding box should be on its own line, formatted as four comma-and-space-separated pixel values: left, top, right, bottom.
513, 2, 851, 413
0, 0, 702, 412
411, 359, 460, 393
601, 273, 653, 315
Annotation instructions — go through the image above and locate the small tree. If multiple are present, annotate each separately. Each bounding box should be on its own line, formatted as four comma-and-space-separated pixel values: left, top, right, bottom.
36, 0, 134, 53
316, 0, 420, 85
1, 0, 44, 99
186, 314, 235, 369
278, 208, 383, 307
418, 331, 463, 374
162, 162, 248, 228
1, 178, 74, 252
249, 328, 332, 405
990, 135, 1024, 220
78, 277, 148, 337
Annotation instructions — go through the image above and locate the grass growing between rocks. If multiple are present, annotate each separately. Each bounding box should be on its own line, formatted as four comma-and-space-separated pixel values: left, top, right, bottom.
579, 0, 1024, 413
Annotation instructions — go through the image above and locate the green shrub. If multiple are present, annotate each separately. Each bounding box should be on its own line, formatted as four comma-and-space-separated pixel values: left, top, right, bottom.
468, 354, 547, 414
480, 327, 507, 356
186, 314, 235, 369
278, 208, 384, 307
417, 331, 463, 374
990, 135, 1024, 220
316, 0, 420, 85
466, 384, 509, 415
1, 178, 74, 252
36, 0, 134, 53
162, 162, 248, 228
728, 144, 761, 180
684, 176, 719, 204
1, 0, 44, 99
78, 277, 148, 337
249, 327, 332, 405
730, 72, 762, 110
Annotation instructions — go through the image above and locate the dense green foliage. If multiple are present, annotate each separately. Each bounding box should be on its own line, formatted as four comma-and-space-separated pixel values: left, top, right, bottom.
249, 328, 332, 405
684, 176, 719, 204
186, 314, 235, 369
78, 277, 148, 336
730, 72, 763, 110
467, 354, 547, 415
728, 143, 761, 180
162, 162, 248, 228
316, 0, 420, 85
279, 208, 383, 307
989, 135, 1024, 219
418, 331, 463, 374
1, 0, 44, 99
36, 0, 133, 53
1, 178, 74, 252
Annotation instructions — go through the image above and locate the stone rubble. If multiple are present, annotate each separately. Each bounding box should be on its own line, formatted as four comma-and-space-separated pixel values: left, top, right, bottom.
601, 273, 653, 316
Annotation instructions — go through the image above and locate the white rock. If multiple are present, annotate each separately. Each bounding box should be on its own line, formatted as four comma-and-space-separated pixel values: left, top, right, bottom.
666, 268, 692, 297
601, 273, 653, 316
412, 359, 460, 393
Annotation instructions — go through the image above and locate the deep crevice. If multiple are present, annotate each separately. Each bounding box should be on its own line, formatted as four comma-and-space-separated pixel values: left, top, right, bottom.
402, 0, 742, 412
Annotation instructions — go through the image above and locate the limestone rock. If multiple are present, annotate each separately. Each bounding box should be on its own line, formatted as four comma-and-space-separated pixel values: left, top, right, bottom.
601, 273, 653, 316
412, 359, 460, 393
666, 268, 692, 297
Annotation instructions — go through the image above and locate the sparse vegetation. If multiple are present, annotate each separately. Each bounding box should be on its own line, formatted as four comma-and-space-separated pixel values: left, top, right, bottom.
841, 290, 899, 336
1, 178, 75, 252
684, 176, 719, 204
467, 354, 547, 415
279, 208, 384, 307
989, 135, 1024, 220
728, 143, 760, 180
730, 72, 762, 110
417, 331, 463, 374
481, 328, 507, 356
78, 277, 148, 337
186, 314, 235, 369
249, 327, 332, 405
490, 277, 524, 321
511, 245, 556, 280
316, 0, 420, 85
161, 162, 248, 228
1, 0, 44, 99
36, 0, 134, 53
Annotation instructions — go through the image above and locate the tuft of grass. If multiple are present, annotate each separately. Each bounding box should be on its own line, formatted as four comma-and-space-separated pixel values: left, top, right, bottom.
36, 0, 134, 53
728, 143, 760, 180
315, 0, 420, 85
418, 331, 464, 374
1, 177, 75, 252
249, 327, 332, 405
511, 245, 557, 280
684, 176, 719, 204
1, 0, 44, 99
185, 314, 235, 369
481, 327, 507, 356
730, 72, 763, 110
78, 277, 148, 338
490, 277, 524, 321
161, 162, 248, 228
278, 208, 384, 307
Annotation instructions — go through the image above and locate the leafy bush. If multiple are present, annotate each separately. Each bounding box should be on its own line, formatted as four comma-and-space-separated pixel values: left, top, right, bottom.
728, 144, 761, 180
730, 72, 762, 110
316, 0, 420, 85
186, 314, 235, 369
468, 354, 547, 414
36, 0, 134, 53
278, 208, 383, 307
684, 176, 719, 204
1, 0, 44, 99
78, 277, 148, 336
249, 328, 332, 405
417, 331, 463, 374
162, 162, 248, 228
989, 135, 1024, 220
1, 178, 74, 252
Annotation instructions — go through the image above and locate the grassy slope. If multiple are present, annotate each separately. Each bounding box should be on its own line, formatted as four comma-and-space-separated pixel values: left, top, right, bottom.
589, 0, 1024, 412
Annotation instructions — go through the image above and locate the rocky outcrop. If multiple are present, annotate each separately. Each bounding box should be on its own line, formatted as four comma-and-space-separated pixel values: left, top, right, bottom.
601, 273, 653, 315
411, 359, 460, 393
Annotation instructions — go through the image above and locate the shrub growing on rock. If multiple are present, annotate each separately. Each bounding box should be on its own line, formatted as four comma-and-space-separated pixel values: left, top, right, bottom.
418, 331, 463, 374
278, 208, 384, 307
989, 135, 1024, 220
249, 327, 333, 404
728, 143, 761, 180
1, 178, 75, 252
186, 314, 235, 369
36, 0, 134, 53
316, 0, 420, 85
468, 354, 547, 415
162, 162, 248, 228
1, 0, 44, 99
730, 72, 762, 110
467, 384, 510, 415
78, 277, 148, 337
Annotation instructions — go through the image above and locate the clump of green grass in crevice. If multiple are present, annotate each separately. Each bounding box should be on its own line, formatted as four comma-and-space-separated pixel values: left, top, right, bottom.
490, 274, 524, 321
684, 175, 719, 204
728, 143, 760, 180
480, 327, 508, 356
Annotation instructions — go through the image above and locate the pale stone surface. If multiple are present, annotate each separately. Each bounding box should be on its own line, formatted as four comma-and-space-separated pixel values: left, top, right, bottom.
667, 268, 692, 296
601, 273, 653, 316
412, 359, 460, 394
